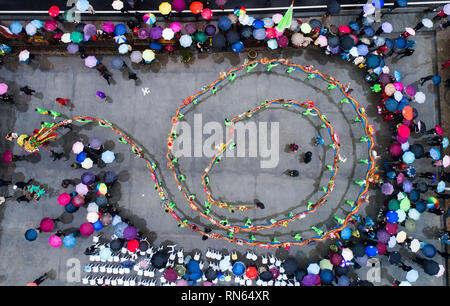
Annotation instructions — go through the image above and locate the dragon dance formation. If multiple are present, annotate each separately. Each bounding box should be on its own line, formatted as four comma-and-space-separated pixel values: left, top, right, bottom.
23, 58, 377, 249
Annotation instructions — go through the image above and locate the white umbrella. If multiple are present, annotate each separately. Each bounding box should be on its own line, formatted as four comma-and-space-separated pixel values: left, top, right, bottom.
388, 236, 397, 248
406, 269, 419, 282
81, 157, 93, 169
408, 208, 420, 221
436, 265, 445, 278
410, 239, 421, 253
382, 66, 390, 74
18, 50, 30, 62
219, 256, 232, 271
72, 141, 84, 154
86, 211, 99, 223
112, 0, 124, 10
130, 50, 142, 63
272, 13, 283, 24
399, 281, 412, 286
114, 35, 127, 44
101, 150, 115, 164
291, 33, 305, 46
76, 183, 89, 195
118, 43, 131, 54
142, 49, 155, 62
414, 91, 426, 104
162, 28, 174, 40
227, 13, 238, 24
396, 231, 407, 243
422, 18, 433, 28
179, 34, 192, 48
25, 23, 37, 36
307, 263, 320, 275
112, 214, 122, 226
87, 202, 99, 213
396, 209, 406, 223
238, 14, 250, 26
443, 155, 450, 168
61, 33, 71, 43
405, 27, 416, 36
342, 248, 353, 261
394, 91, 403, 102
349, 46, 358, 57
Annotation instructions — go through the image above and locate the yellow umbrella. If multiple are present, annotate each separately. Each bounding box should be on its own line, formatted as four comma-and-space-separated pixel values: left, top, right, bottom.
17, 134, 29, 146
159, 2, 172, 15
142, 49, 155, 62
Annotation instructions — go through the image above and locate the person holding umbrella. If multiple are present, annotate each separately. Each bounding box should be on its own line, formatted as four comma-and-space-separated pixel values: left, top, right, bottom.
26, 273, 49, 286
20, 86, 36, 96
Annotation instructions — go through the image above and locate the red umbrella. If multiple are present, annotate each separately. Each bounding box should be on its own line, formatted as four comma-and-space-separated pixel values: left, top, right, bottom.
57, 193, 71, 206
3, 150, 12, 163
245, 266, 258, 279
330, 253, 343, 266
72, 195, 85, 207
127, 239, 139, 252
164, 268, 178, 282
376, 242, 387, 255
48, 5, 60, 17
386, 223, 398, 235
40, 218, 55, 232
389, 143, 402, 157
201, 8, 213, 20
80, 222, 94, 236
190, 1, 203, 14
266, 28, 277, 39
338, 25, 351, 34
397, 125, 410, 138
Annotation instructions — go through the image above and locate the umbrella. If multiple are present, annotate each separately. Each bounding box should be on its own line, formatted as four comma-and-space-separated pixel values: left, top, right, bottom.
327, 0, 341, 14
86, 211, 99, 223
277, 35, 289, 48
253, 28, 266, 40
25, 229, 38, 241
81, 172, 95, 185
81, 158, 93, 169
162, 28, 174, 40
72, 141, 84, 154
67, 43, 79, 54
87, 203, 98, 213
110, 239, 124, 251
83, 24, 96, 39
268, 39, 278, 50
188, 260, 201, 273
76, 183, 89, 195
389, 143, 402, 157
319, 259, 333, 271
25, 23, 37, 36
232, 262, 245, 276
80, 222, 94, 236
123, 225, 138, 240
142, 49, 155, 63
330, 253, 343, 266
381, 183, 394, 195
442, 137, 449, 149
406, 269, 419, 282
410, 238, 420, 252
259, 271, 273, 281
422, 244, 436, 258
443, 155, 450, 168
40, 218, 55, 232
414, 91, 426, 104
179, 34, 193, 48
423, 260, 439, 276
194, 31, 208, 43
388, 199, 400, 211
19, 50, 30, 62
57, 193, 71, 206
49, 235, 62, 248
218, 17, 231, 31
114, 24, 127, 36
184, 23, 197, 35
103, 171, 118, 185
396, 209, 406, 222
437, 180, 446, 193
100, 212, 113, 226
355, 255, 369, 267
10, 21, 23, 35
176, 279, 189, 286
65, 202, 78, 213
164, 269, 178, 282
389, 251, 402, 264
0, 83, 8, 95
95, 195, 108, 206
130, 50, 142, 63
63, 234, 76, 248
114, 222, 128, 238
376, 242, 387, 255
406, 166, 416, 178
365, 245, 378, 257
111, 57, 124, 70
143, 13, 156, 25
88, 137, 102, 150
410, 144, 424, 159
112, 0, 124, 10
76, 152, 86, 163
386, 210, 399, 223
44, 19, 58, 32
429, 148, 440, 160
307, 263, 320, 275
337, 275, 350, 286
150, 42, 162, 50
282, 257, 298, 274
270, 267, 280, 279
127, 239, 139, 252
402, 182, 413, 195
340, 228, 352, 240
402, 151, 415, 164
231, 41, 244, 53
212, 33, 226, 49
85, 56, 97, 68
96, 183, 107, 195
101, 150, 115, 164
341, 248, 354, 261
396, 231, 407, 243
204, 24, 216, 37
302, 274, 320, 286
174, 264, 187, 277
70, 31, 83, 43
316, 35, 328, 47
205, 268, 218, 281
377, 229, 390, 244
320, 269, 334, 285
112, 215, 122, 226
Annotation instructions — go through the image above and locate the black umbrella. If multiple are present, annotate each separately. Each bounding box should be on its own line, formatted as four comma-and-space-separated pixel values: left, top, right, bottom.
410, 144, 425, 159
151, 251, 168, 269
240, 26, 253, 38
103, 171, 118, 185
358, 280, 374, 286
416, 182, 428, 193
327, 0, 341, 15
75, 22, 86, 33
139, 240, 149, 252
259, 271, 274, 281
309, 19, 322, 30
212, 33, 226, 49
205, 267, 218, 281
328, 36, 339, 47
340, 35, 355, 51
334, 265, 349, 276
110, 238, 124, 251
352, 243, 365, 257
282, 257, 298, 275
423, 259, 439, 276
294, 268, 307, 281
95, 194, 108, 207
388, 251, 402, 264
226, 31, 240, 45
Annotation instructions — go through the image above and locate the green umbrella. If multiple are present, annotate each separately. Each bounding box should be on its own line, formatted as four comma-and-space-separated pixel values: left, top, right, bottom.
405, 219, 416, 232
400, 198, 411, 212
319, 259, 333, 271
70, 31, 83, 43
276, 0, 294, 32
63, 10, 76, 22
388, 199, 400, 211
194, 31, 207, 43
174, 264, 186, 277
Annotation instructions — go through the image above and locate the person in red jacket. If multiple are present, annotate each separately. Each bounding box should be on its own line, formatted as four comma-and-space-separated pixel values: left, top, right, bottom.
56, 97, 70, 107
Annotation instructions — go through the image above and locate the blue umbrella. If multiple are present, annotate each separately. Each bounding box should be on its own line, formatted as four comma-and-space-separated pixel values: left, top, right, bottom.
150, 42, 162, 50
101, 150, 115, 163
409, 189, 420, 202
355, 255, 368, 266
111, 57, 124, 70
366, 54, 381, 69
231, 41, 244, 53
253, 28, 266, 40
25, 229, 38, 241
99, 247, 112, 260
363, 26, 375, 37
76, 152, 86, 163
442, 137, 449, 149
372, 0, 384, 8
114, 24, 127, 36
365, 245, 378, 257
422, 244, 436, 258
340, 228, 352, 240
232, 262, 245, 276
432, 75, 441, 86
402, 180, 413, 193
114, 222, 128, 238
95, 195, 108, 206
394, 70, 402, 82
320, 269, 334, 284
396, 0, 408, 7
240, 26, 253, 38
226, 31, 240, 44
263, 17, 274, 28
386, 210, 399, 223
63, 234, 76, 248
387, 171, 396, 179
65, 202, 79, 213
218, 17, 231, 31
415, 201, 426, 213
402, 151, 415, 164
10, 22, 23, 34
81, 171, 95, 185
349, 21, 360, 31
357, 44, 369, 56
204, 24, 216, 36
187, 260, 201, 273
212, 33, 226, 48
103, 171, 118, 184
406, 166, 416, 178
118, 44, 130, 54
252, 19, 264, 29
89, 137, 102, 150
93, 219, 103, 231
429, 148, 440, 160
188, 271, 203, 281
31, 19, 43, 29
337, 275, 350, 286
114, 35, 127, 44
398, 97, 410, 111
394, 37, 406, 49
437, 181, 446, 193
385, 38, 394, 50
385, 98, 398, 112
267, 39, 278, 50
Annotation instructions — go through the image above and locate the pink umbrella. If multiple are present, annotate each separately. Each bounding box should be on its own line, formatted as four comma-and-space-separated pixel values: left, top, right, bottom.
3, 150, 12, 163
202, 281, 214, 286
386, 223, 398, 235
381, 183, 394, 195
44, 20, 58, 31
316, 35, 327, 47
396, 134, 409, 144
76, 183, 89, 195
405, 84, 416, 97
80, 222, 94, 236
266, 27, 277, 39
434, 125, 443, 136
72, 195, 85, 207
57, 193, 71, 206
277, 35, 289, 48
384, 83, 396, 96
389, 143, 402, 157
72, 141, 84, 154
164, 269, 178, 282
40, 218, 55, 232
201, 8, 213, 20
396, 172, 405, 184
137, 28, 149, 39
397, 125, 410, 138
0, 83, 8, 94
176, 279, 189, 286
376, 242, 387, 255
84, 56, 97, 68
102, 22, 115, 33
49, 235, 62, 248
172, 0, 186, 12
338, 25, 351, 34
393, 82, 403, 91
170, 22, 182, 33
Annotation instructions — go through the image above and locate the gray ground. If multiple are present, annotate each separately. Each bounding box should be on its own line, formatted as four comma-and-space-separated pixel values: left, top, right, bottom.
0, 10, 447, 286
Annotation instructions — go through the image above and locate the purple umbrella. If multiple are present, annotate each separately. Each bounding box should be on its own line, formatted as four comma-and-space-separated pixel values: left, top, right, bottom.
123, 225, 138, 240
402, 180, 413, 193
379, 73, 391, 84
184, 23, 197, 35
138, 28, 149, 39
164, 269, 178, 282
301, 274, 319, 286
88, 137, 102, 150
102, 22, 115, 33
376, 229, 390, 244
172, 0, 186, 12
381, 183, 394, 195
81, 171, 95, 185
405, 85, 416, 97
205, 24, 216, 36
84, 24, 96, 38
67, 43, 79, 54
149, 26, 163, 39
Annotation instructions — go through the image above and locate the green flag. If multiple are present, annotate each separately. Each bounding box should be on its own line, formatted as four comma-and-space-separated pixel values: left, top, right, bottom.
276, 0, 294, 32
